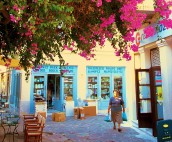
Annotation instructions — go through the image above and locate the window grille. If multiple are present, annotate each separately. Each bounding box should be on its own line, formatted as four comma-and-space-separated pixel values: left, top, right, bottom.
150, 48, 160, 67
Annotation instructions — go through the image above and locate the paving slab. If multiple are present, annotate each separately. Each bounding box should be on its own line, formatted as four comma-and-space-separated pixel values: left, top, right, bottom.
0, 115, 157, 142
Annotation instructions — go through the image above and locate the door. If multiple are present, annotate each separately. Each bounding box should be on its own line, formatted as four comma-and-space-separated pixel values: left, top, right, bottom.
10, 70, 21, 113
53, 75, 61, 111
47, 74, 62, 111
150, 66, 163, 136
14, 72, 21, 112
135, 69, 152, 128
30, 75, 47, 113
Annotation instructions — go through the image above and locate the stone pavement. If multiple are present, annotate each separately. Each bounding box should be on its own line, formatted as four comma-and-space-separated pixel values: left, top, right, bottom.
0, 114, 157, 142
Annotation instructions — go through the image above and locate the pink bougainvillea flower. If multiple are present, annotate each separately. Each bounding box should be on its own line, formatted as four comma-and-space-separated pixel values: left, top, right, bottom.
123, 30, 135, 42
137, 0, 144, 3
10, 14, 17, 23
13, 4, 19, 11
25, 29, 33, 37
61, 69, 69, 74
115, 51, 120, 56
106, 0, 112, 2
5, 63, 10, 67
21, 6, 25, 10
31, 43, 38, 48
63, 45, 69, 50
7, 58, 11, 62
31, 50, 37, 55
130, 44, 138, 52
159, 19, 172, 29
143, 26, 156, 38
100, 14, 115, 28
96, 0, 102, 7
123, 51, 131, 61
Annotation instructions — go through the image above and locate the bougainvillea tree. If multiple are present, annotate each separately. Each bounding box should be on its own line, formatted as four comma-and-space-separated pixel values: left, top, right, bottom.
0, 0, 172, 76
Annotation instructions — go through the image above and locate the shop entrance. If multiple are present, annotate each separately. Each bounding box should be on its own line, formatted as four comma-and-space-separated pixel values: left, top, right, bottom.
47, 74, 60, 110
135, 67, 163, 136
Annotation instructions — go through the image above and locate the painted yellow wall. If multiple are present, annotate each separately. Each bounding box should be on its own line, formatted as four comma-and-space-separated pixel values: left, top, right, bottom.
137, 0, 154, 11
42, 41, 136, 119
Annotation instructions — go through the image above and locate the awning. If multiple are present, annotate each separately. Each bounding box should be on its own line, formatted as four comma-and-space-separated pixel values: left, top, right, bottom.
0, 56, 21, 68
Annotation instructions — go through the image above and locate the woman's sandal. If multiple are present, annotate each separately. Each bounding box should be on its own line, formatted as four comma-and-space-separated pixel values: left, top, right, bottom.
113, 126, 116, 130
118, 128, 122, 132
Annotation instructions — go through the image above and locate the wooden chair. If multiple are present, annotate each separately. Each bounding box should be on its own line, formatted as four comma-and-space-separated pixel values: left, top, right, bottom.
25, 116, 46, 142
23, 112, 38, 121
24, 113, 42, 133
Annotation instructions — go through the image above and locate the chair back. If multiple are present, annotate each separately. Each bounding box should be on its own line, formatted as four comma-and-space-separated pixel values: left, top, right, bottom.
37, 117, 46, 132
34, 112, 38, 117
37, 113, 43, 123
41, 117, 46, 127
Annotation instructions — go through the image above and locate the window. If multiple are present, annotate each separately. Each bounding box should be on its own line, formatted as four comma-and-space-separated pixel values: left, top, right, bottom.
150, 48, 160, 67
87, 77, 98, 99
64, 77, 73, 100
114, 76, 123, 97
101, 77, 110, 100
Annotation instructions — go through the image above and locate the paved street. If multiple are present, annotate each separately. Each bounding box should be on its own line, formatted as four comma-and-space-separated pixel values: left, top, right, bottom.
0, 114, 157, 142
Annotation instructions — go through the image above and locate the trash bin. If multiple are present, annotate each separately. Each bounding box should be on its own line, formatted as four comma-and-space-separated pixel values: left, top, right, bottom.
157, 119, 172, 142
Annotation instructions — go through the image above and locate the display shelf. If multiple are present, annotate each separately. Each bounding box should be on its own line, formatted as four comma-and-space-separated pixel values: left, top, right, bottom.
114, 77, 122, 96
64, 77, 73, 100
34, 76, 45, 95
87, 76, 98, 99
101, 77, 110, 99
87, 77, 98, 99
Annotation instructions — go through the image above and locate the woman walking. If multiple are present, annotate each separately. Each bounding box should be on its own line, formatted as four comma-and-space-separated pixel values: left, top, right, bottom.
108, 90, 125, 132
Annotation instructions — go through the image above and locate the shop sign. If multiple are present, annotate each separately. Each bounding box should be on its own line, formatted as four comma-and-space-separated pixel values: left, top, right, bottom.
155, 71, 162, 85
135, 22, 172, 47
32, 65, 76, 74
87, 66, 123, 74
157, 120, 172, 142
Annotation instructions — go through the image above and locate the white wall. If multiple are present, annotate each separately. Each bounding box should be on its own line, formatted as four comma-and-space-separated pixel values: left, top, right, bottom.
19, 70, 31, 114
0, 65, 8, 94
137, 0, 154, 11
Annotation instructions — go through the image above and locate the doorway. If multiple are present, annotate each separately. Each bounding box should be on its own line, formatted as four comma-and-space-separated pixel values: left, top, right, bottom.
150, 67, 163, 136
135, 67, 163, 136
47, 74, 60, 111
135, 69, 152, 128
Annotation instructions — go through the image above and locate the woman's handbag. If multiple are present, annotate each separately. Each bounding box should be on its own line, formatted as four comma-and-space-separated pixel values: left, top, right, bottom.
104, 114, 111, 122
122, 112, 128, 121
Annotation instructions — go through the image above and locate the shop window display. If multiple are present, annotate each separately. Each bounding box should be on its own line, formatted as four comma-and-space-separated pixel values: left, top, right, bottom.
87, 77, 98, 99
34, 76, 45, 97
114, 76, 123, 97
64, 77, 73, 101
101, 77, 110, 99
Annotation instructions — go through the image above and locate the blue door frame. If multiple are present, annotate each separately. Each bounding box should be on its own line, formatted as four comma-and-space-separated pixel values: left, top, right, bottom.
86, 66, 126, 110
10, 70, 21, 113
30, 65, 77, 113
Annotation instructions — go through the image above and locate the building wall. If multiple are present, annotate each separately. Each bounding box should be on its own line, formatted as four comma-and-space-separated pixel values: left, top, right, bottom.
135, 14, 172, 120
17, 41, 137, 120
0, 65, 8, 94
19, 70, 31, 114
